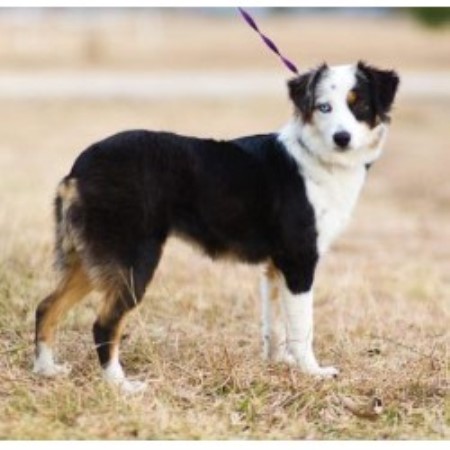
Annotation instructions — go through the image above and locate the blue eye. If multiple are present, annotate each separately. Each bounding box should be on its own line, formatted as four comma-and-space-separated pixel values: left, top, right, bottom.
317, 103, 332, 113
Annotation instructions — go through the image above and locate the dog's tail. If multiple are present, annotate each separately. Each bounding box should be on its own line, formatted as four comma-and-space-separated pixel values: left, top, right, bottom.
53, 176, 84, 272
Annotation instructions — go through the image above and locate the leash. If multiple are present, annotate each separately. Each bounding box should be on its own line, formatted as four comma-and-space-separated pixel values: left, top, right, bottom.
237, 7, 299, 76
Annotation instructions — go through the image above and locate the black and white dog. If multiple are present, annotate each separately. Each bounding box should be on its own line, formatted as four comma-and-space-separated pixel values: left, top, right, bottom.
33, 61, 399, 393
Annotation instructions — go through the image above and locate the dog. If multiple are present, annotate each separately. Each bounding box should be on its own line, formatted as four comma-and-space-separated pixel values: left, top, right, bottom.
33, 61, 399, 393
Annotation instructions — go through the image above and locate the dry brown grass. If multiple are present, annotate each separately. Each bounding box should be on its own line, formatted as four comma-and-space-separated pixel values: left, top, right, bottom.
0, 10, 449, 440
0, 94, 448, 439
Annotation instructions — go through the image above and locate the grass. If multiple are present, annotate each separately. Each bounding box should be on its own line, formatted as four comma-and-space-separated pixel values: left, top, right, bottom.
0, 95, 448, 439
0, 12, 449, 440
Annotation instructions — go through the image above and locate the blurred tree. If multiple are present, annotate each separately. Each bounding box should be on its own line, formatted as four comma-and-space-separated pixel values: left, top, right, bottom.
409, 7, 450, 28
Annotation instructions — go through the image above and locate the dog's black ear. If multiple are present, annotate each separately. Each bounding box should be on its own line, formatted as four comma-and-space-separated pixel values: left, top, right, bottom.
287, 63, 328, 122
357, 61, 400, 122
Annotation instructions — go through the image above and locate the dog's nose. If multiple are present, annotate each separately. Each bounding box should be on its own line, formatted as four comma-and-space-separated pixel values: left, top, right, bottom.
333, 131, 351, 149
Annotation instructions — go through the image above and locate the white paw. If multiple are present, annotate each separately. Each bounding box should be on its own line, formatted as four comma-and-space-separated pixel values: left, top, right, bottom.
102, 359, 147, 395
274, 349, 297, 366
117, 379, 148, 395
303, 365, 339, 379
33, 360, 71, 377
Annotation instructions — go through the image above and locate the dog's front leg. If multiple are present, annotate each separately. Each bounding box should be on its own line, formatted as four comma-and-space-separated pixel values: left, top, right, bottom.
281, 287, 338, 378
260, 264, 295, 364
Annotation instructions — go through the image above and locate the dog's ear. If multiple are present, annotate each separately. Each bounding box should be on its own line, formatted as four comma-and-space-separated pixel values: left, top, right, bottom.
357, 61, 400, 122
287, 63, 328, 122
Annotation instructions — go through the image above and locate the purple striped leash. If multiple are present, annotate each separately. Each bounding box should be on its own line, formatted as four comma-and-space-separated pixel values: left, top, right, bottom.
238, 7, 299, 75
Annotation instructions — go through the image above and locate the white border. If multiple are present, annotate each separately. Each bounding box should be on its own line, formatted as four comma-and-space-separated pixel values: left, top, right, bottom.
1, 2, 450, 8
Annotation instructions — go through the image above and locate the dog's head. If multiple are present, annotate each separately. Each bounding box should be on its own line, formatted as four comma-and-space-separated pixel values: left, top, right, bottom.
287, 62, 399, 167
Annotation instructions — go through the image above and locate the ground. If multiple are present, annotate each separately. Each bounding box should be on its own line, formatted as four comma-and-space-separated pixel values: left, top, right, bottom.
0, 11, 449, 439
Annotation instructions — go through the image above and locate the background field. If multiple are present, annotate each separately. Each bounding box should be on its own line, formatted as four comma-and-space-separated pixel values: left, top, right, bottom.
0, 9, 449, 439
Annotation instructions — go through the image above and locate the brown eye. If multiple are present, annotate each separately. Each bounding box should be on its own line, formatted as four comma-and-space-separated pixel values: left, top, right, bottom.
347, 90, 358, 104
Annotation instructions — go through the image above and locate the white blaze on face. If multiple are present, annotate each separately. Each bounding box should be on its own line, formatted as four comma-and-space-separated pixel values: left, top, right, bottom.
300, 64, 387, 168
315, 65, 360, 146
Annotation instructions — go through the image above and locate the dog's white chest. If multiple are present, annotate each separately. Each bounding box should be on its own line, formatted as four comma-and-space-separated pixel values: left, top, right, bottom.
304, 167, 366, 255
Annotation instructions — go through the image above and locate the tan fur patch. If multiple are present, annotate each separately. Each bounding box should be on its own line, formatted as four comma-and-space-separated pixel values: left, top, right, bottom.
347, 90, 358, 105
57, 178, 79, 208
265, 261, 281, 284
84, 262, 131, 297
55, 177, 84, 271
94, 274, 137, 362
36, 265, 92, 344
264, 261, 285, 360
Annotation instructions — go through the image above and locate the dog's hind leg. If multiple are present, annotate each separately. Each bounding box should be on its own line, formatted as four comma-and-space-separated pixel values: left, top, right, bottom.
92, 239, 163, 394
34, 176, 92, 376
34, 264, 92, 376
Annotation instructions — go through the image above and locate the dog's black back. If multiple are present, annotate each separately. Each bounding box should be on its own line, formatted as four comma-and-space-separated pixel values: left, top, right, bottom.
66, 130, 317, 294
